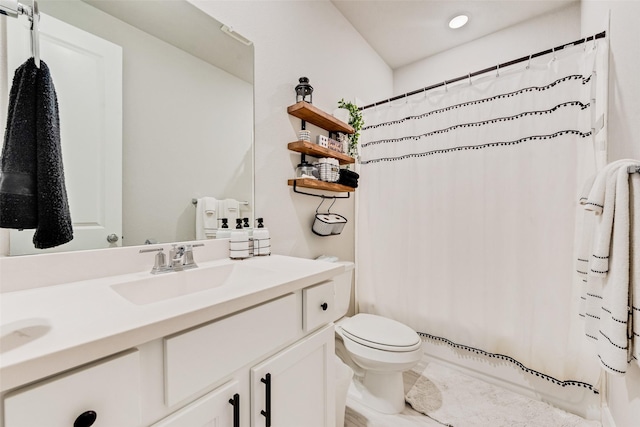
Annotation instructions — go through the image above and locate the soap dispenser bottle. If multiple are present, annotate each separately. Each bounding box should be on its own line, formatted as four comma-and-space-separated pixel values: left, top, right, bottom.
253, 218, 270, 256
230, 218, 249, 259
217, 218, 231, 239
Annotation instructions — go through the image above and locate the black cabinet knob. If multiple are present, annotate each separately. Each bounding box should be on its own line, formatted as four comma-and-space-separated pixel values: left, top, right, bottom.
74, 411, 97, 427
321, 302, 328, 311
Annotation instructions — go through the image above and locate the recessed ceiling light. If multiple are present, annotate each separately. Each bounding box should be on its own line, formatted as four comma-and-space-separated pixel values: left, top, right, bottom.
449, 14, 469, 29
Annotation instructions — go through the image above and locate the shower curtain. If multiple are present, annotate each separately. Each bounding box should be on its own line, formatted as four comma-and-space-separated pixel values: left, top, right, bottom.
357, 42, 607, 389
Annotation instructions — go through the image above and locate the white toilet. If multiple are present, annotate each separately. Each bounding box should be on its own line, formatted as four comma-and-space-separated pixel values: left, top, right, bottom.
331, 262, 423, 415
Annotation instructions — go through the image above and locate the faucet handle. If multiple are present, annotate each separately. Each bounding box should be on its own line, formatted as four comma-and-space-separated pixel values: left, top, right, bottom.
152, 250, 167, 273
139, 248, 167, 274
183, 243, 203, 269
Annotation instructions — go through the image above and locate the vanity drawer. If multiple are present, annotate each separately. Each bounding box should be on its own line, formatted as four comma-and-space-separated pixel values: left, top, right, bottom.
164, 293, 297, 406
4, 350, 141, 427
303, 280, 335, 332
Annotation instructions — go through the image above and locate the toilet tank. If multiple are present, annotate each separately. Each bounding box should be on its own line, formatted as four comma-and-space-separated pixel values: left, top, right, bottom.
333, 261, 354, 321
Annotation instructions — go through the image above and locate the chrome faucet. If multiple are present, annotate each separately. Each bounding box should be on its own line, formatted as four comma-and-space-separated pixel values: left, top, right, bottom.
170, 245, 186, 271
139, 247, 168, 274
140, 243, 203, 274
182, 244, 202, 269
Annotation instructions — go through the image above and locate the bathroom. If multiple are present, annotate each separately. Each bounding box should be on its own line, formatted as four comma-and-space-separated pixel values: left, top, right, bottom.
1, 0, 640, 426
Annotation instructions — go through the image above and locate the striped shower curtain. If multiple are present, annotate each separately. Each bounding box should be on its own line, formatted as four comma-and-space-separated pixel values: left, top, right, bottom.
357, 42, 607, 389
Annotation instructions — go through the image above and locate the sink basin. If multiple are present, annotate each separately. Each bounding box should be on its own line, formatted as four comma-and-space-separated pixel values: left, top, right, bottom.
1, 318, 51, 353
111, 262, 270, 305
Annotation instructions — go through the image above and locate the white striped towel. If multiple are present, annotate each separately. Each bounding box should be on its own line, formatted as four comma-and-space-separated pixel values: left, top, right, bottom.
630, 172, 640, 367
578, 160, 640, 375
588, 160, 636, 277
596, 166, 632, 375
584, 159, 636, 214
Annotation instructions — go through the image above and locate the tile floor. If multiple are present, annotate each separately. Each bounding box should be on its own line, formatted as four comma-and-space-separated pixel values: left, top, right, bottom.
343, 358, 601, 427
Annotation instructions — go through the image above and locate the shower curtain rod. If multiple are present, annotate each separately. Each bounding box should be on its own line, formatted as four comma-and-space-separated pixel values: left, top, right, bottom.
360, 31, 606, 111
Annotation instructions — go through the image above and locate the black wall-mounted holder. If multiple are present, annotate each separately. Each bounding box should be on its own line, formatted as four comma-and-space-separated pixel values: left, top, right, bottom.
291, 180, 350, 199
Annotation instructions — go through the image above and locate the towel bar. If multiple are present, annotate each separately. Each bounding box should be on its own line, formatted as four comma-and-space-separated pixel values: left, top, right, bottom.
191, 198, 249, 206
628, 165, 640, 174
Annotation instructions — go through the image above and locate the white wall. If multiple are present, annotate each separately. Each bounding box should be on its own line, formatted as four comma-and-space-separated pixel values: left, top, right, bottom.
581, 2, 640, 426
191, 0, 393, 262
394, 3, 581, 95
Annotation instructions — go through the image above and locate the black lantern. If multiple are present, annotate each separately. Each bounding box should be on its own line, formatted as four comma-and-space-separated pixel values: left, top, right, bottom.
295, 77, 313, 104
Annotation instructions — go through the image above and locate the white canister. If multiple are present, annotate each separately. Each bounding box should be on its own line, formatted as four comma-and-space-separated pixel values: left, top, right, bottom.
253, 218, 270, 256
230, 230, 250, 258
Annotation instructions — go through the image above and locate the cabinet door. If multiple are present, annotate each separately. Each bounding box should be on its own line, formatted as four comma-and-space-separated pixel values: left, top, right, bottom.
151, 380, 241, 427
4, 351, 140, 427
251, 325, 335, 427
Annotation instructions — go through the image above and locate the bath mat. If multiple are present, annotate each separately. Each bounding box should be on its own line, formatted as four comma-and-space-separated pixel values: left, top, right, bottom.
405, 363, 601, 427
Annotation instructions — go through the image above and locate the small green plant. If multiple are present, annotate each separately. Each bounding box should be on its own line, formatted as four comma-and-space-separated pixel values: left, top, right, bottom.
338, 99, 363, 159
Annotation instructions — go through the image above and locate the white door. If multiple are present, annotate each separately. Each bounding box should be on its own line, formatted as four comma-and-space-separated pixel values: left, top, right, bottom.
4, 12, 122, 255
251, 325, 335, 427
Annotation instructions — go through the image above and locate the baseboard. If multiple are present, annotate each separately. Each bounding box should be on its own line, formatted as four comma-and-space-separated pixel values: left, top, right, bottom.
601, 404, 616, 427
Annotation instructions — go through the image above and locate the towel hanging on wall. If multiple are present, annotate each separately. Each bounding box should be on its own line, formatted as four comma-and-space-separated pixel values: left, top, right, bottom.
0, 58, 73, 249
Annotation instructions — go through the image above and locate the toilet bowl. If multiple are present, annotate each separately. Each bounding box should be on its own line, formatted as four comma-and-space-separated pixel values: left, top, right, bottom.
329, 261, 423, 415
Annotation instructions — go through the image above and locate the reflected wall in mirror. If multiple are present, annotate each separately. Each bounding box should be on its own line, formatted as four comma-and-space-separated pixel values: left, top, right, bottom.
1, 0, 254, 255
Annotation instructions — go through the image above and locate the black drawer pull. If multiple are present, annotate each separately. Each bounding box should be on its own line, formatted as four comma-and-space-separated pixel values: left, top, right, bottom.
321, 302, 328, 311
228, 393, 240, 427
260, 373, 271, 427
73, 411, 97, 427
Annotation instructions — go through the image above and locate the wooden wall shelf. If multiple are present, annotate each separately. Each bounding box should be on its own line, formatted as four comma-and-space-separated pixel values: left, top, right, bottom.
287, 102, 354, 134
287, 141, 355, 165
287, 179, 355, 193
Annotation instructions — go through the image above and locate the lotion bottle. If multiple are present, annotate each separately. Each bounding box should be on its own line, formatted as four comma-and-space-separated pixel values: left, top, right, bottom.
230, 218, 249, 258
217, 218, 231, 239
253, 218, 270, 256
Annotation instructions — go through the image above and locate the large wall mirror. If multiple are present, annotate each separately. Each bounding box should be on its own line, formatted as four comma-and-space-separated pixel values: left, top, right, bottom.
1, 0, 254, 255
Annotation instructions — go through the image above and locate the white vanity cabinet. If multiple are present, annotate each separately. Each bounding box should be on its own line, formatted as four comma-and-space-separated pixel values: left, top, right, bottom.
251, 325, 335, 427
150, 380, 241, 427
159, 289, 336, 427
1, 271, 339, 427
163, 293, 299, 406
3, 350, 141, 427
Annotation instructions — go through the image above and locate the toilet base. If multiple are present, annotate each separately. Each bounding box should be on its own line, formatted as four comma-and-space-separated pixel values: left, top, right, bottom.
348, 370, 406, 414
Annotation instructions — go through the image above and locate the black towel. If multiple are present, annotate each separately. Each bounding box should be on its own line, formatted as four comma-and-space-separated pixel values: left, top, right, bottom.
338, 168, 359, 188
0, 58, 73, 249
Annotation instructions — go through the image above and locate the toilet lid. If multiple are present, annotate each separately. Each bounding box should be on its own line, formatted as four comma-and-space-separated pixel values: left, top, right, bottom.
341, 313, 421, 352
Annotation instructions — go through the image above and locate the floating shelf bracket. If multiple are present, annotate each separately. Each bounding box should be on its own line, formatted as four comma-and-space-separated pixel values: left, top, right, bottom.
292, 181, 350, 199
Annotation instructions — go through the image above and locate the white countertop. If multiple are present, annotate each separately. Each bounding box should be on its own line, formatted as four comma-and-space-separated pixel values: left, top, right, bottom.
0, 254, 343, 392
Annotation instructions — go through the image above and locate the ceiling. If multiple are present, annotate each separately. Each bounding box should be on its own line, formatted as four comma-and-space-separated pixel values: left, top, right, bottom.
331, 0, 578, 69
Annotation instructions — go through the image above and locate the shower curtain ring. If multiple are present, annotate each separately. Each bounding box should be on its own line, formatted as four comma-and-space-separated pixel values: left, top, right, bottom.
526, 54, 532, 69
444, 80, 448, 92
496, 64, 500, 77
552, 47, 557, 62
468, 72, 472, 85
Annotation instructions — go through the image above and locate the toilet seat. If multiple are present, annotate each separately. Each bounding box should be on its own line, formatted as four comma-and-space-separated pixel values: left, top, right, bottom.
341, 313, 422, 352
